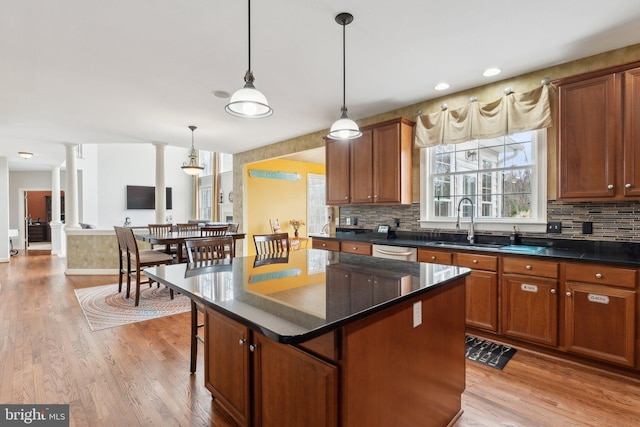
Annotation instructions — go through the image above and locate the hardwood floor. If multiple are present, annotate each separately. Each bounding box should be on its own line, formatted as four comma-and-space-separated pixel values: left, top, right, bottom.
1, 251, 640, 426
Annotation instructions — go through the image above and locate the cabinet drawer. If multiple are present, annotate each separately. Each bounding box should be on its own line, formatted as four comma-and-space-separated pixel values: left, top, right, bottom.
340, 241, 372, 256
503, 257, 558, 279
312, 239, 340, 251
417, 249, 453, 265
565, 263, 637, 289
454, 252, 498, 272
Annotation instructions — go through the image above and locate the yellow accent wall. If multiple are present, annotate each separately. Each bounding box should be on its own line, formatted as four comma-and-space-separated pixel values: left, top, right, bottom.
243, 158, 325, 256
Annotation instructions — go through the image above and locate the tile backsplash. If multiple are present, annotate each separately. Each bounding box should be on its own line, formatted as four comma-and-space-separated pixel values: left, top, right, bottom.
339, 200, 640, 242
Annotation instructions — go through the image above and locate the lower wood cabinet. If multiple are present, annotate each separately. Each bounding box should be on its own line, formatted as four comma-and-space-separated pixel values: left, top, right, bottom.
454, 252, 499, 333
205, 308, 338, 427
501, 257, 559, 347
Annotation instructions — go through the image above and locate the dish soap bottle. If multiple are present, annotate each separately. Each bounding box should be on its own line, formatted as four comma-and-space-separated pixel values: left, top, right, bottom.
509, 226, 520, 245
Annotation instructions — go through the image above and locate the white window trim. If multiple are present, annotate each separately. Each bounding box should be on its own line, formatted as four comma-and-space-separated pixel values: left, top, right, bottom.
419, 130, 547, 233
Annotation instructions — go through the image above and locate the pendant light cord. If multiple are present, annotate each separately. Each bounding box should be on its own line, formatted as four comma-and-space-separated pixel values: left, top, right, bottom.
341, 21, 346, 109
247, 0, 252, 74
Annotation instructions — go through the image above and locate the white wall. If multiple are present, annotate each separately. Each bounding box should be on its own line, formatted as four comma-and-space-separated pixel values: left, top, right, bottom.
96, 144, 193, 228
0, 157, 9, 262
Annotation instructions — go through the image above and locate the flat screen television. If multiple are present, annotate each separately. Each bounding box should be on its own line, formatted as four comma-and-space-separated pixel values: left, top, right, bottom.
126, 185, 172, 210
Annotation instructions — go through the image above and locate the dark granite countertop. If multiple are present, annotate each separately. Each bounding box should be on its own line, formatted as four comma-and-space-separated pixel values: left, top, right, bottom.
311, 229, 640, 267
144, 250, 470, 344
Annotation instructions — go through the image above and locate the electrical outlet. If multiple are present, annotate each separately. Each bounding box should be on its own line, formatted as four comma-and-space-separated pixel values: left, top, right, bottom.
547, 221, 562, 234
582, 222, 593, 234
345, 217, 351, 225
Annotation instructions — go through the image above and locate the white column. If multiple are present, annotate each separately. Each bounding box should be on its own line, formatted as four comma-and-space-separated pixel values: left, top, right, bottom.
154, 142, 167, 224
50, 165, 64, 255
64, 143, 81, 229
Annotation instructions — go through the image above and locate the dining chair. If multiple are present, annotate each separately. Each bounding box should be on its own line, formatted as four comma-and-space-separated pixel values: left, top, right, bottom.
176, 223, 199, 233
148, 223, 173, 251
253, 233, 290, 255
185, 236, 235, 373
119, 226, 175, 306
226, 223, 239, 233
114, 226, 129, 293
200, 225, 229, 237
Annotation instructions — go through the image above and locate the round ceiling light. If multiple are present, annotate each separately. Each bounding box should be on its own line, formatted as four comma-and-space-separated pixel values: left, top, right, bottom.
19, 152, 34, 159
434, 82, 450, 91
483, 67, 502, 77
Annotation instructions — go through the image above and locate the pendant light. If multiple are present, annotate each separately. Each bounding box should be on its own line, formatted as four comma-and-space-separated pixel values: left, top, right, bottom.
225, 0, 273, 118
327, 12, 362, 140
181, 126, 204, 176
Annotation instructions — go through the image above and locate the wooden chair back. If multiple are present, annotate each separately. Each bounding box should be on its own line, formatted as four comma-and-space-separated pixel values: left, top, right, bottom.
185, 236, 234, 263
148, 223, 172, 235
253, 233, 290, 255
176, 223, 199, 233
227, 223, 239, 233
201, 225, 228, 237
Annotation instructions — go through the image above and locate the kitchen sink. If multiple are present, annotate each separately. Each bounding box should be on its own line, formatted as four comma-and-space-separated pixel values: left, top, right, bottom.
498, 245, 547, 254
428, 241, 504, 250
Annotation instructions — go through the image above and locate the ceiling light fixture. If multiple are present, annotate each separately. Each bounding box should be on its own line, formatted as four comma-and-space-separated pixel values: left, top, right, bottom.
327, 12, 362, 140
181, 126, 204, 176
483, 67, 502, 77
225, 0, 272, 118
18, 151, 34, 159
434, 82, 450, 91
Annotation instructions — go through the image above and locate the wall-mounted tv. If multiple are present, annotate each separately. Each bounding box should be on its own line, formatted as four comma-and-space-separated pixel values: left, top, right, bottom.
126, 185, 173, 210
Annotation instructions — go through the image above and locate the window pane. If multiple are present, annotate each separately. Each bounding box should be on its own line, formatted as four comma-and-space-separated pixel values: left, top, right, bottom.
502, 193, 531, 218
502, 168, 532, 194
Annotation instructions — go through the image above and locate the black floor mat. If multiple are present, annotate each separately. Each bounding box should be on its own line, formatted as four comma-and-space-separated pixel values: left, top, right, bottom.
465, 335, 517, 370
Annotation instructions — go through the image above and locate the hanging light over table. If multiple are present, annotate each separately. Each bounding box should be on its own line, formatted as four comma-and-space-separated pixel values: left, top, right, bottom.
327, 12, 361, 140
225, 0, 273, 118
181, 125, 204, 176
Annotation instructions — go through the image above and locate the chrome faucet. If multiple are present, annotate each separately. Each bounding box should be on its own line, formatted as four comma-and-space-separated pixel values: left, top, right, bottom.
456, 197, 475, 244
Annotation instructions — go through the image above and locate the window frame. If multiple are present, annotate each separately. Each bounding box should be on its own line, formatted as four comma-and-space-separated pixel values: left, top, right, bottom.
419, 129, 547, 233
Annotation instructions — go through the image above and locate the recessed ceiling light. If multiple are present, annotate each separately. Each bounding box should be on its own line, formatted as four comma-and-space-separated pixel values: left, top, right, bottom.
18, 151, 34, 159
434, 82, 450, 91
483, 68, 502, 77
212, 90, 230, 98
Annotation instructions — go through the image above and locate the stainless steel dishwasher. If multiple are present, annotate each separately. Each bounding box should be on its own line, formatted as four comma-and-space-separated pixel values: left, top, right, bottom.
371, 244, 417, 261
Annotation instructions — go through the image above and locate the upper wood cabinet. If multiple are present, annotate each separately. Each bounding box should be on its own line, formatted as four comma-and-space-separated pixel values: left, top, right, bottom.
555, 62, 640, 200
325, 117, 414, 205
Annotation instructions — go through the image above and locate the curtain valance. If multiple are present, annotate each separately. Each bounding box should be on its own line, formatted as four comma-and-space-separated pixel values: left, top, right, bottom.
414, 84, 552, 148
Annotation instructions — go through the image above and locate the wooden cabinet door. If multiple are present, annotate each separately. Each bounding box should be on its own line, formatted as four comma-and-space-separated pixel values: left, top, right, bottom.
325, 138, 351, 205
623, 66, 640, 196
373, 122, 402, 203
252, 334, 338, 427
558, 73, 617, 199
350, 129, 374, 204
205, 309, 251, 427
465, 270, 499, 332
325, 265, 351, 321
564, 282, 636, 367
502, 274, 558, 347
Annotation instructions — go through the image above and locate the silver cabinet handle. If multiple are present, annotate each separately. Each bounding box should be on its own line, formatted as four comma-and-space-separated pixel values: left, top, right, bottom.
473, 259, 478, 264
626, 183, 632, 188
249, 344, 257, 352
526, 265, 532, 270
431, 256, 436, 260
239, 339, 246, 345
550, 288, 556, 294
566, 291, 572, 297
607, 184, 614, 190
595, 273, 602, 279
344, 196, 348, 199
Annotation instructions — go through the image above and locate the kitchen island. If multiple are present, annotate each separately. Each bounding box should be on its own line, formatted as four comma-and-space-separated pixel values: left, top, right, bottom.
145, 249, 470, 427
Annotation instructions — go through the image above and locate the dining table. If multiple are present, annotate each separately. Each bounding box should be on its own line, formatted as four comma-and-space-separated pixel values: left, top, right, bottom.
135, 230, 245, 262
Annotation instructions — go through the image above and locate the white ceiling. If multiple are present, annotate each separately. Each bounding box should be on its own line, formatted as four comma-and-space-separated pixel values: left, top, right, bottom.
2, 0, 640, 171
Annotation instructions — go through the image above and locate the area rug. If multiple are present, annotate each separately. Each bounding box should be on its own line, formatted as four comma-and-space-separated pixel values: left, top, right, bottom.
465, 335, 517, 370
74, 284, 190, 331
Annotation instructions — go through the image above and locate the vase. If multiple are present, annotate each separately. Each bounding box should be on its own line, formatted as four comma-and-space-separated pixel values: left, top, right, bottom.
294, 230, 299, 237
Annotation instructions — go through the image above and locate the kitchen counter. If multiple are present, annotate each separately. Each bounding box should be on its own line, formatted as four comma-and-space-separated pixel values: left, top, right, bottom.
312, 229, 640, 267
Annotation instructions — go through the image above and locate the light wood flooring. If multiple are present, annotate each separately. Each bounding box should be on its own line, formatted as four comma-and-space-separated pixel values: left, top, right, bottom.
1, 251, 639, 426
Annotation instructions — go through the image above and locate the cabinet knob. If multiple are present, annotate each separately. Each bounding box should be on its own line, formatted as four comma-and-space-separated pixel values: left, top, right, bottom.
607, 184, 614, 190
550, 288, 556, 294
626, 183, 632, 189
566, 291, 572, 297
473, 259, 478, 264
374, 195, 378, 198
344, 196, 348, 199
367, 195, 372, 199
249, 344, 257, 352
526, 265, 532, 270
595, 273, 602, 279
431, 256, 436, 260
322, 243, 326, 247
239, 339, 246, 346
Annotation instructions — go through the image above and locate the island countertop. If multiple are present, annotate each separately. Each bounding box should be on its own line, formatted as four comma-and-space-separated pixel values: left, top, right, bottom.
144, 249, 470, 344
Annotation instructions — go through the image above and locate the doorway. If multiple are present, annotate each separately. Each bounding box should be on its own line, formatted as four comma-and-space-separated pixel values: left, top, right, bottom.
19, 190, 65, 251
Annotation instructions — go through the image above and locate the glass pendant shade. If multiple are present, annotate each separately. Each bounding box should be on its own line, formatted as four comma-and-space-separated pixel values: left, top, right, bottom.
328, 111, 362, 140
225, 78, 272, 118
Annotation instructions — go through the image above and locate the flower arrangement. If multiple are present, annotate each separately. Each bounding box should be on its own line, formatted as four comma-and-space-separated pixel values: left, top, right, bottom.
289, 219, 305, 236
